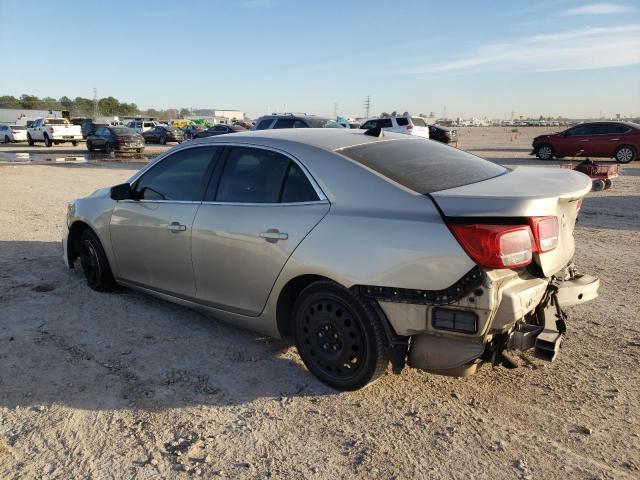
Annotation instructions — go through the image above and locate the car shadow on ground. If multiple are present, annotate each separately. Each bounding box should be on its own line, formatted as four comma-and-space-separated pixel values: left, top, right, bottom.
0, 241, 337, 413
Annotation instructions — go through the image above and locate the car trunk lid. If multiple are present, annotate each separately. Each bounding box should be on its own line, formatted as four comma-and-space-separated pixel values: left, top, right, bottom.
430, 167, 591, 276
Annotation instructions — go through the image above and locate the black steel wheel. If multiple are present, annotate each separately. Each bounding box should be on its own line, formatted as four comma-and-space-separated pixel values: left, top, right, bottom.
27, 134, 34, 146
78, 229, 118, 292
293, 281, 389, 391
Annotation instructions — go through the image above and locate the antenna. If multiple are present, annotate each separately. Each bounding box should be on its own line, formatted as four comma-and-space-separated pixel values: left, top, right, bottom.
363, 95, 371, 119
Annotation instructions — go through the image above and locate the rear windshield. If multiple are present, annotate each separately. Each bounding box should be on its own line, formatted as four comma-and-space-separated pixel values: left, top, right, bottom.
111, 127, 135, 135
411, 117, 427, 127
338, 138, 507, 194
44, 119, 69, 125
11, 125, 26, 130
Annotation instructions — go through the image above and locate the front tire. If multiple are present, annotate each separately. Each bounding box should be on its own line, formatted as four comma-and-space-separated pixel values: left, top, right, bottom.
536, 144, 553, 160
160, 135, 167, 145
86, 141, 94, 152
3, 135, 9, 143
614, 145, 636, 164
78, 229, 118, 292
292, 281, 389, 391
27, 134, 34, 146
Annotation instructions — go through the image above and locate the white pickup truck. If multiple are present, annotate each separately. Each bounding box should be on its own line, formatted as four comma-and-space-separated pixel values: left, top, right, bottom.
27, 118, 83, 146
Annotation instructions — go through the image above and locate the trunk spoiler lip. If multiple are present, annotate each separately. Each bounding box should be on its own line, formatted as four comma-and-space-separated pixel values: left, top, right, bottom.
429, 167, 591, 218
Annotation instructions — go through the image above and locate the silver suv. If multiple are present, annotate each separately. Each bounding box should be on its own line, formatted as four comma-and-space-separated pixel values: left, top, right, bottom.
253, 114, 343, 130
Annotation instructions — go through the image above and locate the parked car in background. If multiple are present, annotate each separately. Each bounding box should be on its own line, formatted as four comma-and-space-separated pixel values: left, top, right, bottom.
142, 125, 184, 144
253, 114, 344, 130
27, 118, 82, 146
428, 125, 457, 144
532, 121, 640, 163
64, 129, 598, 390
183, 124, 206, 140
86, 126, 144, 154
0, 125, 27, 143
194, 124, 247, 138
233, 120, 254, 130
360, 116, 430, 138
81, 121, 108, 139
126, 120, 158, 134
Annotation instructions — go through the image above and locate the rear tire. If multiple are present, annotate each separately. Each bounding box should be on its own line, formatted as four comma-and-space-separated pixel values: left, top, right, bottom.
86, 141, 94, 152
3, 135, 9, 143
78, 229, 118, 292
604, 178, 612, 190
536, 144, 553, 160
614, 145, 636, 164
592, 179, 606, 192
44, 135, 52, 147
71, 140, 78, 146
160, 135, 167, 145
105, 142, 115, 157
292, 280, 390, 391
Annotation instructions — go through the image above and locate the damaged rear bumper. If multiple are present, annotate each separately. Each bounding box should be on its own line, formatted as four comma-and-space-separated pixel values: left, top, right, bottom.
399, 268, 599, 376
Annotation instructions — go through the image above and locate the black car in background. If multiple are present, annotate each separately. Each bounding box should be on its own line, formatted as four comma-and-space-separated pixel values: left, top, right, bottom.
253, 114, 343, 130
183, 124, 206, 140
194, 124, 247, 139
81, 121, 108, 139
142, 125, 184, 144
86, 126, 145, 154
428, 124, 457, 144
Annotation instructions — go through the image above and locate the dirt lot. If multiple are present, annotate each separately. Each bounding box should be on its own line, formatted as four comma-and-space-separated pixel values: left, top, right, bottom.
0, 128, 638, 479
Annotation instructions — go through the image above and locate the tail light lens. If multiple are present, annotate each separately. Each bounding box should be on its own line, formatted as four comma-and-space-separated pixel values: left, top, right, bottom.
529, 216, 559, 253
407, 124, 413, 131
447, 223, 534, 268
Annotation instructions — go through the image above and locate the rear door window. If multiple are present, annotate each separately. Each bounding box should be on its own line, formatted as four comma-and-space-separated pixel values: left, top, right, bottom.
215, 147, 290, 203
338, 139, 507, 194
273, 118, 295, 129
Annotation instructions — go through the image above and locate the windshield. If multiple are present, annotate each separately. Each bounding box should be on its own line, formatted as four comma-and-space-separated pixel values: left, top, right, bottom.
338, 138, 507, 194
44, 119, 69, 125
411, 117, 427, 127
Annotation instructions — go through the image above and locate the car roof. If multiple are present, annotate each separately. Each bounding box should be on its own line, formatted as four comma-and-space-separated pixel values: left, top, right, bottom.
186, 127, 417, 152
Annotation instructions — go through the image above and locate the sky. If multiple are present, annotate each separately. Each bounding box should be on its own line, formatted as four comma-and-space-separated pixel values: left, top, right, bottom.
1, 0, 639, 119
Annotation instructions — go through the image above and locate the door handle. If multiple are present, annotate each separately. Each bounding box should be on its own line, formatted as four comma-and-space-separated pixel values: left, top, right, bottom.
259, 229, 288, 243
167, 221, 187, 233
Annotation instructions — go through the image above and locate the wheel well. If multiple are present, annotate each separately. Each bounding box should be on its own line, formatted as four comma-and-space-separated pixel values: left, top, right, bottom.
616, 144, 636, 153
275, 274, 331, 338
67, 221, 92, 267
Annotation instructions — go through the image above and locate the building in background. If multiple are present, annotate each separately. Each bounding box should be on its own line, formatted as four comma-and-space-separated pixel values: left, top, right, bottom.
0, 108, 64, 126
190, 109, 245, 121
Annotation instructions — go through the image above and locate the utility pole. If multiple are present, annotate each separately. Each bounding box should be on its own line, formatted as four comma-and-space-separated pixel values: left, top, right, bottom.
333, 102, 338, 118
363, 95, 371, 119
443, 105, 447, 120
93, 88, 98, 119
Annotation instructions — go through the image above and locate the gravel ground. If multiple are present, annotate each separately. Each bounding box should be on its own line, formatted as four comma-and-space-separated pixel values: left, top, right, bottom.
0, 128, 638, 479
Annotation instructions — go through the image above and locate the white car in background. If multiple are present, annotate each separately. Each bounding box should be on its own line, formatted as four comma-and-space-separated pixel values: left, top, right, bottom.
126, 120, 158, 134
27, 118, 82, 146
360, 116, 430, 138
0, 125, 27, 143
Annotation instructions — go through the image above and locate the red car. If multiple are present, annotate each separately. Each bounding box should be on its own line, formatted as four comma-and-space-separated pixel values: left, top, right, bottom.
532, 122, 639, 163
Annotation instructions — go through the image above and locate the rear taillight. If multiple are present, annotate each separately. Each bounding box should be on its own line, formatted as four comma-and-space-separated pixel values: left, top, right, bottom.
447, 223, 534, 269
407, 124, 413, 131
115, 136, 127, 143
529, 216, 559, 253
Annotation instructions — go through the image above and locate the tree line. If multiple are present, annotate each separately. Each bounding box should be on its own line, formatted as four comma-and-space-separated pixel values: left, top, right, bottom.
0, 94, 193, 120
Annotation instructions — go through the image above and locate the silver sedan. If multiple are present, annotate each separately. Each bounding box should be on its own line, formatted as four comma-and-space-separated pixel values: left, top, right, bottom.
64, 129, 599, 390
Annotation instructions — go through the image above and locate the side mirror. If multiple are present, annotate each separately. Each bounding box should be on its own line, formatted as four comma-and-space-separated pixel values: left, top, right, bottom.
110, 183, 134, 201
